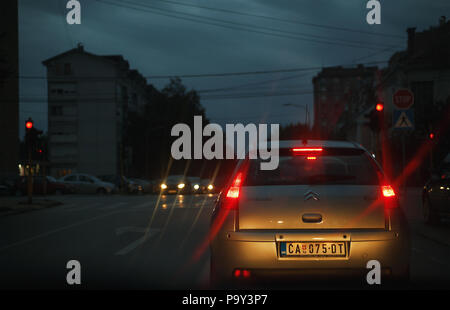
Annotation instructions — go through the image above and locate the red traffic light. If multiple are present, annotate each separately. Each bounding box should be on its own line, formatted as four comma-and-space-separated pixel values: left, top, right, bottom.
25, 118, 34, 129
429, 133, 435, 140
375, 103, 384, 112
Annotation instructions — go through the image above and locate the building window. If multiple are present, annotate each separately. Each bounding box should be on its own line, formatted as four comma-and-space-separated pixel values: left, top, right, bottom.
51, 106, 63, 116
49, 83, 77, 95
64, 63, 72, 75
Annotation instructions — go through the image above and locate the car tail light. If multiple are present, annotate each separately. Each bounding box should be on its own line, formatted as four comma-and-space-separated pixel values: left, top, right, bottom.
242, 270, 251, 278
292, 147, 323, 153
223, 172, 244, 209
226, 172, 243, 199
381, 185, 398, 209
382, 185, 395, 198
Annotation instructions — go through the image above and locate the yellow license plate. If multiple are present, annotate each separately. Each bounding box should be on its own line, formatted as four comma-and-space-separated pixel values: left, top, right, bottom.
280, 242, 346, 257
168, 190, 177, 194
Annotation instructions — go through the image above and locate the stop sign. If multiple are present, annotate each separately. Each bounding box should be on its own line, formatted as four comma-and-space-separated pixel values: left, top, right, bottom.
393, 89, 414, 109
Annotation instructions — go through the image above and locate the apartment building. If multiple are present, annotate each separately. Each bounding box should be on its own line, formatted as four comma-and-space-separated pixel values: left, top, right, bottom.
42, 44, 148, 177
312, 64, 378, 140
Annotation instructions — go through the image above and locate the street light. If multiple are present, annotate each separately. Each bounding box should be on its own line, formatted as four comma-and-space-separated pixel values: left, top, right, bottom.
282, 103, 310, 128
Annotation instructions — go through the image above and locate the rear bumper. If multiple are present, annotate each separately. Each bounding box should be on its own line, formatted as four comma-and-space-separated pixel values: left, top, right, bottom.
211, 230, 410, 284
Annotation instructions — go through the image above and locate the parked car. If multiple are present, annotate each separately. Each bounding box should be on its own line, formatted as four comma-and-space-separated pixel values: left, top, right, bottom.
422, 154, 450, 224
0, 176, 20, 196
60, 173, 114, 195
16, 176, 74, 195
97, 175, 140, 193
158, 175, 191, 194
0, 184, 10, 196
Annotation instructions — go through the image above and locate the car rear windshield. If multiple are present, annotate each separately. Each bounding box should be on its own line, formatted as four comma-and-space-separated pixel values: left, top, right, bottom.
244, 148, 380, 186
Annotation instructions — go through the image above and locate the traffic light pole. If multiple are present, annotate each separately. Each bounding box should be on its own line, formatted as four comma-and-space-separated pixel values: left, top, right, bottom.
27, 136, 33, 205
402, 133, 406, 195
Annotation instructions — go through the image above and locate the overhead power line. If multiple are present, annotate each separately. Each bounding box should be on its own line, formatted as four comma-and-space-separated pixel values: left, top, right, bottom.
94, 0, 397, 50
120, 0, 399, 48
17, 60, 388, 81
197, 72, 313, 93
150, 0, 405, 39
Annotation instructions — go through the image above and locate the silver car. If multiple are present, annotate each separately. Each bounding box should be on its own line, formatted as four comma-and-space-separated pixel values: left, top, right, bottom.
59, 173, 115, 195
210, 140, 410, 287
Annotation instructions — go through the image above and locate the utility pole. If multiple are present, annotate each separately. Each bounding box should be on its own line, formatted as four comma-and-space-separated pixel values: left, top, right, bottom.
25, 118, 43, 204
25, 118, 33, 204
282, 103, 311, 129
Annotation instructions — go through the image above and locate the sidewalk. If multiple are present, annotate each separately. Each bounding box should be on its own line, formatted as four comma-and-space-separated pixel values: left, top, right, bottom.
0, 196, 63, 217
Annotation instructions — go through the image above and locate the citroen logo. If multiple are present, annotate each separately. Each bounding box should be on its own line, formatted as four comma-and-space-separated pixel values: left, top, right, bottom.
304, 190, 320, 201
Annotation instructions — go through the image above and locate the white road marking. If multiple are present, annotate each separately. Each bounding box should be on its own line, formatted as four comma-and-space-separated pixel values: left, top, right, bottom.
115, 228, 160, 256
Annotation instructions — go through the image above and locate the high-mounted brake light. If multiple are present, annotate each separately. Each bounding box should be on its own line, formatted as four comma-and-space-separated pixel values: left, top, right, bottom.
292, 147, 323, 152
382, 185, 395, 198
226, 172, 243, 199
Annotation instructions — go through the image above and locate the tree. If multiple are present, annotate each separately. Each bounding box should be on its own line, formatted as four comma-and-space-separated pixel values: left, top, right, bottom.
279, 123, 312, 140
126, 78, 209, 179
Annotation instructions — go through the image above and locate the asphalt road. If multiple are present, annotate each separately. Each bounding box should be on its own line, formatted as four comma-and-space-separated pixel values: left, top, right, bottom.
0, 188, 449, 289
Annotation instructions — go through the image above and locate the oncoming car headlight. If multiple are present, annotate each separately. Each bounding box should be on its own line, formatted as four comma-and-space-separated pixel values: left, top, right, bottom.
160, 184, 167, 190
178, 183, 185, 189
207, 184, 214, 190
193, 184, 200, 190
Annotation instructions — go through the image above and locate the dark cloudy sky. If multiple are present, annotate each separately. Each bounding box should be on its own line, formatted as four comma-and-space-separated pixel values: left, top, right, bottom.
18, 0, 450, 137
